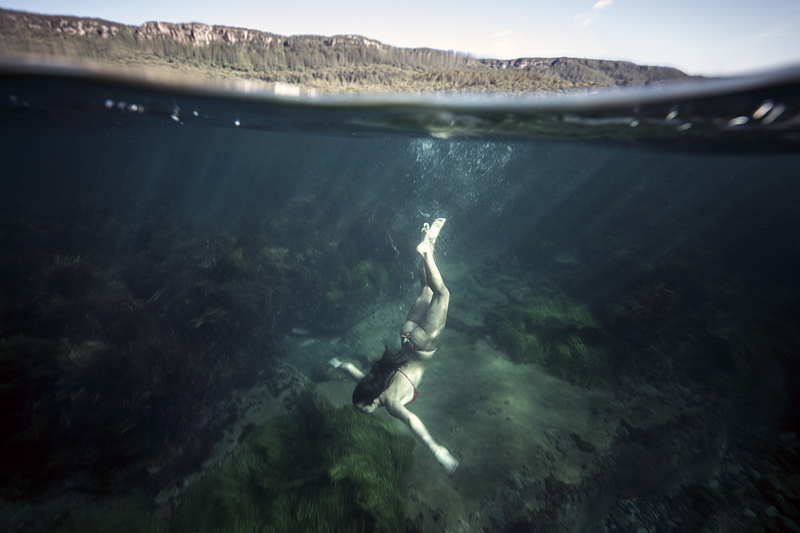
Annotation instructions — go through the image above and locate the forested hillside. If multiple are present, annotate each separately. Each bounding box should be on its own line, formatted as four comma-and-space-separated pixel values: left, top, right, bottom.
0, 8, 692, 93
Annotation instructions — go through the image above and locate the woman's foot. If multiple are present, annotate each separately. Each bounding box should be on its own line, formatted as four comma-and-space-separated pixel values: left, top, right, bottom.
417, 218, 446, 256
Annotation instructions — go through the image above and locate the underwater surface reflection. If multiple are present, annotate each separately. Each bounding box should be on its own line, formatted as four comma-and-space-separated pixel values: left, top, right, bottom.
1, 66, 800, 533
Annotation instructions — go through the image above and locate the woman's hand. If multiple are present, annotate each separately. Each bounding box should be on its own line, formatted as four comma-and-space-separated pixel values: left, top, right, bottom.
329, 358, 366, 381
434, 445, 459, 475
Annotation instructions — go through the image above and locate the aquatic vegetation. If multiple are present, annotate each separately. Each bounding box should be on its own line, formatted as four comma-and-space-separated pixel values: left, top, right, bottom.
486, 295, 609, 386
602, 257, 709, 339
173, 393, 414, 533
41, 253, 98, 301
49, 500, 168, 533
324, 259, 389, 320
262, 246, 291, 273
59, 338, 108, 367
602, 257, 800, 387
0, 152, 415, 496
0, 195, 309, 496
0, 336, 62, 497
316, 255, 397, 331
663, 301, 800, 387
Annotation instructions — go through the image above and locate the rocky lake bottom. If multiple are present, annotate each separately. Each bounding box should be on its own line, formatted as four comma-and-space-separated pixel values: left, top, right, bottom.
3, 257, 799, 533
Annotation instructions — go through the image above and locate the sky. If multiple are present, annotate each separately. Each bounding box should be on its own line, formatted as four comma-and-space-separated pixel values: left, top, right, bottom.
2, 0, 800, 76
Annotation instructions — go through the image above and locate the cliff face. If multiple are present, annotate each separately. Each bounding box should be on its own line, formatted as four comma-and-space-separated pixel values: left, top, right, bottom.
135, 21, 277, 47
0, 9, 411, 54
134, 23, 391, 52
0, 9, 126, 38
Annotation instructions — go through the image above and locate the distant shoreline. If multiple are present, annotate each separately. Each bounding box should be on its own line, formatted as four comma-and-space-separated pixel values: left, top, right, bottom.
0, 7, 694, 94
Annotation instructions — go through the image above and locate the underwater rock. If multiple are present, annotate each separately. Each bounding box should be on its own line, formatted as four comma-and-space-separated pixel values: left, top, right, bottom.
506, 466, 540, 492
446, 306, 486, 333
545, 428, 576, 457
775, 494, 800, 518
268, 362, 312, 400
569, 432, 596, 453
782, 516, 800, 533
46, 499, 169, 533
311, 356, 353, 383
553, 251, 579, 265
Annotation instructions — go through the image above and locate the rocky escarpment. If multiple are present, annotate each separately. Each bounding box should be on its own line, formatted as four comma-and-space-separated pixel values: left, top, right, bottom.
134, 21, 392, 52
0, 9, 126, 38
135, 21, 276, 46
0, 8, 469, 67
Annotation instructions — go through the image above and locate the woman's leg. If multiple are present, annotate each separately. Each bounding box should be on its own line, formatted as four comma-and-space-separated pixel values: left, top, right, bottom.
401, 257, 433, 334
417, 220, 449, 340
410, 219, 449, 348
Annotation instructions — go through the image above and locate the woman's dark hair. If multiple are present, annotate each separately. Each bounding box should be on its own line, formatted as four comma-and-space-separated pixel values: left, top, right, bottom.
352, 345, 408, 406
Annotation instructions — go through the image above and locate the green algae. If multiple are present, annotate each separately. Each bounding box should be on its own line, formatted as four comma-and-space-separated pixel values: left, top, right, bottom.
47, 393, 414, 533
487, 295, 609, 387
325, 259, 389, 306
172, 393, 414, 533
0, 177, 406, 497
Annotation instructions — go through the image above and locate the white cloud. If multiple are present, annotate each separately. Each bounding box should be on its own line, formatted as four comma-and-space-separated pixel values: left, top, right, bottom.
487, 30, 521, 58
574, 12, 595, 27
575, 0, 614, 27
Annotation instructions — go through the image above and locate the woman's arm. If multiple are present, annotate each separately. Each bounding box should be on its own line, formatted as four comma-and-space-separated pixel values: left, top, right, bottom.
384, 399, 459, 474
329, 357, 365, 382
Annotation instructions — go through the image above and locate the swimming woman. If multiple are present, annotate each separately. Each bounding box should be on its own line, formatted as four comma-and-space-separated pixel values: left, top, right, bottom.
329, 218, 458, 474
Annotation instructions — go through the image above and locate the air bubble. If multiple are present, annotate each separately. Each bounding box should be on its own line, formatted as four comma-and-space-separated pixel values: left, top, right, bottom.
753, 100, 774, 120
762, 103, 785, 125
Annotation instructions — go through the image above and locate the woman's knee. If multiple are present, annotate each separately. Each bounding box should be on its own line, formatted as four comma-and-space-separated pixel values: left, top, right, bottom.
400, 320, 417, 335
